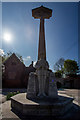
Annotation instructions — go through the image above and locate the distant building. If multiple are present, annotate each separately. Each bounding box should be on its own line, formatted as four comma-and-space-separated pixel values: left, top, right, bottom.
2, 53, 35, 88
55, 75, 80, 89
23, 61, 36, 88
63, 75, 80, 89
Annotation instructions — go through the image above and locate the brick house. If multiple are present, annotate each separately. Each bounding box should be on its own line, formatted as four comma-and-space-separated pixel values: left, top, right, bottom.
2, 53, 35, 88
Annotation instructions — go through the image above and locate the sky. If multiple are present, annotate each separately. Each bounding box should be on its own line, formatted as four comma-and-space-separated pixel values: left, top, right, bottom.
2, 2, 78, 71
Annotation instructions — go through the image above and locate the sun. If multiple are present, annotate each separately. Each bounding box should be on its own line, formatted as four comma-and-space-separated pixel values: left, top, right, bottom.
3, 32, 12, 43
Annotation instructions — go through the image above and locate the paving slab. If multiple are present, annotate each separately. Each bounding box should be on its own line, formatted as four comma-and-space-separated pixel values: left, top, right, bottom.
0, 94, 6, 104
2, 100, 20, 119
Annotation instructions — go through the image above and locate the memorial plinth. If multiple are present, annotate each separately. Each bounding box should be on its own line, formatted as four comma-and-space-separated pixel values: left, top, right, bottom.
11, 6, 74, 117
11, 93, 74, 116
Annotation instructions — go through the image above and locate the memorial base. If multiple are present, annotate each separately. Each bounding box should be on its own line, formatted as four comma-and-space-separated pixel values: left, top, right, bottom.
11, 93, 74, 117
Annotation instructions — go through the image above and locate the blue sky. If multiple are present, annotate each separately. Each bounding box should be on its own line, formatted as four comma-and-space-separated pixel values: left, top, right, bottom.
2, 2, 78, 71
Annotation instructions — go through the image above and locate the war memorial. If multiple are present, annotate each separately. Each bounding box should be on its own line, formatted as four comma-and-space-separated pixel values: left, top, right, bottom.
11, 6, 74, 117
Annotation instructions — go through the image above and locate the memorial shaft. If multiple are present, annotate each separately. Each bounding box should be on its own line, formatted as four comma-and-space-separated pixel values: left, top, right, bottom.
38, 17, 46, 60
32, 6, 52, 61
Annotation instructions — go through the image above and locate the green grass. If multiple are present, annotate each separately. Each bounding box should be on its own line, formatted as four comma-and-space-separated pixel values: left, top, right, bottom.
58, 88, 64, 91
6, 91, 20, 100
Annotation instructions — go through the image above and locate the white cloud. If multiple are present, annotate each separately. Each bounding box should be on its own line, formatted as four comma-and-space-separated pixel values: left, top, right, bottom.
23, 56, 31, 65
27, 56, 31, 59
23, 56, 31, 61
23, 56, 37, 67
33, 61, 37, 67
0, 49, 4, 56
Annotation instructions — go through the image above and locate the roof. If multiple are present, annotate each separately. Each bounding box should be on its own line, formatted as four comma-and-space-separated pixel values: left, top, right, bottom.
3, 53, 25, 67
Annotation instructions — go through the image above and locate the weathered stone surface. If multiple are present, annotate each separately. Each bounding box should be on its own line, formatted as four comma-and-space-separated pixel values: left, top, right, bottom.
27, 72, 38, 99
27, 6, 58, 99
48, 72, 58, 98
35, 59, 49, 69
11, 93, 74, 116
32, 6, 52, 19
32, 6, 52, 60
35, 60, 49, 97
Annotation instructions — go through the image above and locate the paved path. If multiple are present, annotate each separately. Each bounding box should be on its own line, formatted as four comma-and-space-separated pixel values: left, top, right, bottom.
1, 96, 80, 120
0, 89, 80, 119
0, 94, 6, 104
1, 100, 19, 119
58, 89, 80, 105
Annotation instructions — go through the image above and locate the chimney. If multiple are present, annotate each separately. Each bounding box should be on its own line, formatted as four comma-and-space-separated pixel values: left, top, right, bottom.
32, 61, 33, 67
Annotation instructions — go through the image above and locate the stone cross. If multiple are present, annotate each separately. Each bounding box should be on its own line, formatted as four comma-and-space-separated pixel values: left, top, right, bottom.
27, 6, 58, 98
32, 6, 52, 60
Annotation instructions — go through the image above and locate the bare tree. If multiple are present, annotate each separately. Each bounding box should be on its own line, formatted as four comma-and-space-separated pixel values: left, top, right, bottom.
54, 58, 65, 71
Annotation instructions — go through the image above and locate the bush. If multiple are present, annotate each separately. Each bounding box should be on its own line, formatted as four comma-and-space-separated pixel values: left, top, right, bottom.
56, 82, 62, 89
55, 70, 62, 78
6, 91, 20, 100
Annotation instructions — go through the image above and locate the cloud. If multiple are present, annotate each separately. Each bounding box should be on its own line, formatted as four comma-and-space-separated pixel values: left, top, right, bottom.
23, 56, 31, 65
33, 61, 37, 67
24, 56, 31, 61
23, 56, 37, 67
0, 49, 4, 56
